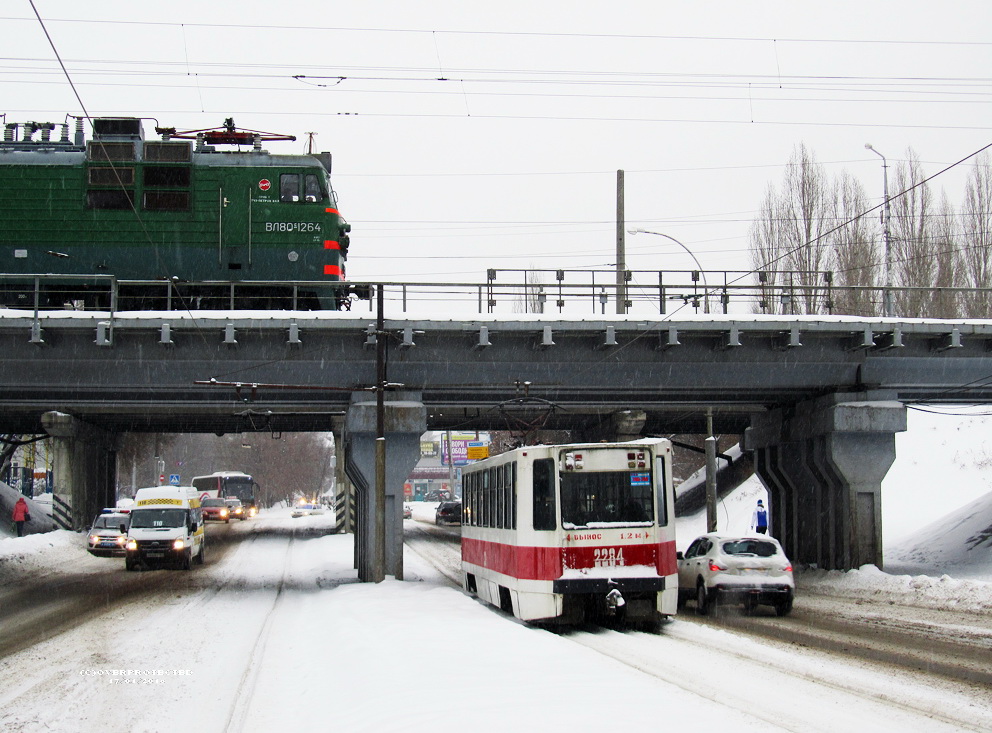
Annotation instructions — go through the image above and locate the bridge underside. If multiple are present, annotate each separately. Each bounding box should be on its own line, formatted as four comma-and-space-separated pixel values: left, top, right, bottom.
3, 312, 986, 574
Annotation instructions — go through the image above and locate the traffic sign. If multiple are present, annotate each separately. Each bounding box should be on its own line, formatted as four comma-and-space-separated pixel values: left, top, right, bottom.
169, 474, 180, 486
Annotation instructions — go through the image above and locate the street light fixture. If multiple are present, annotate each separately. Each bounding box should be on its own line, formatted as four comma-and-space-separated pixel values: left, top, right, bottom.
628, 228, 710, 313
865, 143, 893, 317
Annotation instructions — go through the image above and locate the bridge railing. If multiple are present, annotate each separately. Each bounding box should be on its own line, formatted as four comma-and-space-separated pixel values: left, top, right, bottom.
2, 271, 990, 320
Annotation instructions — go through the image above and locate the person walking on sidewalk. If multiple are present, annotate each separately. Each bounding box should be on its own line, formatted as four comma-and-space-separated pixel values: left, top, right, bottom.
12, 496, 30, 537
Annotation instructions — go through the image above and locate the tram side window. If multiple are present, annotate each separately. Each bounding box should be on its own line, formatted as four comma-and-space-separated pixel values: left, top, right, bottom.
656, 456, 669, 526
471, 473, 480, 527
509, 462, 517, 529
532, 459, 556, 531
503, 462, 516, 529
495, 466, 505, 529
478, 470, 487, 528
482, 469, 496, 527
280, 173, 300, 202
464, 474, 474, 527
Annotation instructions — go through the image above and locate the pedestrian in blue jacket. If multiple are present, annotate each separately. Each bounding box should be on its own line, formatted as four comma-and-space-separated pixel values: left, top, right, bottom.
751, 499, 768, 534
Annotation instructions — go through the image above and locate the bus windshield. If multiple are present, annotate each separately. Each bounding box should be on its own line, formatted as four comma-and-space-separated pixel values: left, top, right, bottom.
130, 508, 187, 529
560, 470, 654, 527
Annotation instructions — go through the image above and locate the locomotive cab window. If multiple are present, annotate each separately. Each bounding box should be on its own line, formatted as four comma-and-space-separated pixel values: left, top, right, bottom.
280, 174, 300, 202
281, 173, 325, 202
304, 174, 323, 202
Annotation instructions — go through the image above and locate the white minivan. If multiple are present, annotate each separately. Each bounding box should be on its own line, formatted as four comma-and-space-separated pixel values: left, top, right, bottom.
124, 486, 206, 571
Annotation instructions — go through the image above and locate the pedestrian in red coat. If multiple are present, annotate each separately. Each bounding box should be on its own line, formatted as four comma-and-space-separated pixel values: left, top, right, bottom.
12, 496, 30, 537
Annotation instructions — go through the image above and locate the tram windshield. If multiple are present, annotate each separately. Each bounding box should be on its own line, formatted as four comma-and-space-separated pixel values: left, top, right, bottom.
560, 470, 654, 527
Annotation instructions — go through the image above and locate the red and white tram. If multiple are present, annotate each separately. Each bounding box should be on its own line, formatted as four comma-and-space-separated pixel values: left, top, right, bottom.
460, 438, 677, 626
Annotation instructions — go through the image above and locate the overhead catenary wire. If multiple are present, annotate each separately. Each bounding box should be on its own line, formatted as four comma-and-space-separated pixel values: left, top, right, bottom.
4, 14, 992, 47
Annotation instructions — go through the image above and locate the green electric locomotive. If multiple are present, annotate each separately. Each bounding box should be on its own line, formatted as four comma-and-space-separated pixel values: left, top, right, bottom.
0, 115, 353, 310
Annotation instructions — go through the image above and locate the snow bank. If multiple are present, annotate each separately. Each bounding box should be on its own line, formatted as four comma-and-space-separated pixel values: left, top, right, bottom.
0, 529, 86, 575
800, 564, 992, 614
886, 488, 992, 579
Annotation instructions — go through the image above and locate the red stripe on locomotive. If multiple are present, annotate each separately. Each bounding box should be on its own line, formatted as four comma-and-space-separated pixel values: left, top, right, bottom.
323, 265, 342, 276
324, 240, 341, 250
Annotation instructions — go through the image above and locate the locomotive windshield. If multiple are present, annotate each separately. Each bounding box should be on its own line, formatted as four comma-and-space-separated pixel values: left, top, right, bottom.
560, 470, 654, 527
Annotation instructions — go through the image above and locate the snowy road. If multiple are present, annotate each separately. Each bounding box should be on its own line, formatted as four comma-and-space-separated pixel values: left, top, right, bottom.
1, 508, 991, 732
405, 512, 992, 730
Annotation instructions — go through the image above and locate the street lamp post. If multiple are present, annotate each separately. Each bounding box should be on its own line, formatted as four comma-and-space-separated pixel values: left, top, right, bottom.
628, 229, 710, 313
865, 143, 893, 317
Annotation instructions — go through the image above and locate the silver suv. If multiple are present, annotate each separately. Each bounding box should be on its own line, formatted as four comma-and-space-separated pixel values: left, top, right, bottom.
677, 534, 795, 616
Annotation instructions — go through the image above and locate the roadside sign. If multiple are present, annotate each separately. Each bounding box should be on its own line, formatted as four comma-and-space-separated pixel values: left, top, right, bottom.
169, 474, 180, 486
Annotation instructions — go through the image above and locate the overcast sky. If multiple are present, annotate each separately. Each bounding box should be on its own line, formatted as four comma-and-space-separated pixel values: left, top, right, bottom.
5, 1, 991, 292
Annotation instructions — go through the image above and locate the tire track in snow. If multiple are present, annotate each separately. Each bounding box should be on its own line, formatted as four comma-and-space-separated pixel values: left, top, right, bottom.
221, 524, 296, 733
567, 623, 992, 732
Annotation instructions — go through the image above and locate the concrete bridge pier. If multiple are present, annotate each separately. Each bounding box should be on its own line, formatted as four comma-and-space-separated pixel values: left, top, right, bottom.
344, 391, 426, 582
744, 392, 906, 570
330, 422, 356, 536
41, 411, 119, 530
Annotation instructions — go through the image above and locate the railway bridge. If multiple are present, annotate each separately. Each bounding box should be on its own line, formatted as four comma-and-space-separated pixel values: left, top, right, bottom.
2, 306, 991, 579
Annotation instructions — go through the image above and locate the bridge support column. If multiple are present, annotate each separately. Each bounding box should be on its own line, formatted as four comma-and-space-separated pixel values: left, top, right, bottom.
744, 393, 906, 570
41, 411, 119, 531
344, 391, 426, 582
331, 423, 355, 536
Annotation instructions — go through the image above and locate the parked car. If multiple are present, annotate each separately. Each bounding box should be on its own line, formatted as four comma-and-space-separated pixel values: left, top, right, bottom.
677, 533, 794, 616
201, 497, 230, 523
292, 502, 325, 518
403, 504, 412, 519
435, 501, 462, 526
225, 497, 247, 521
86, 511, 130, 557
